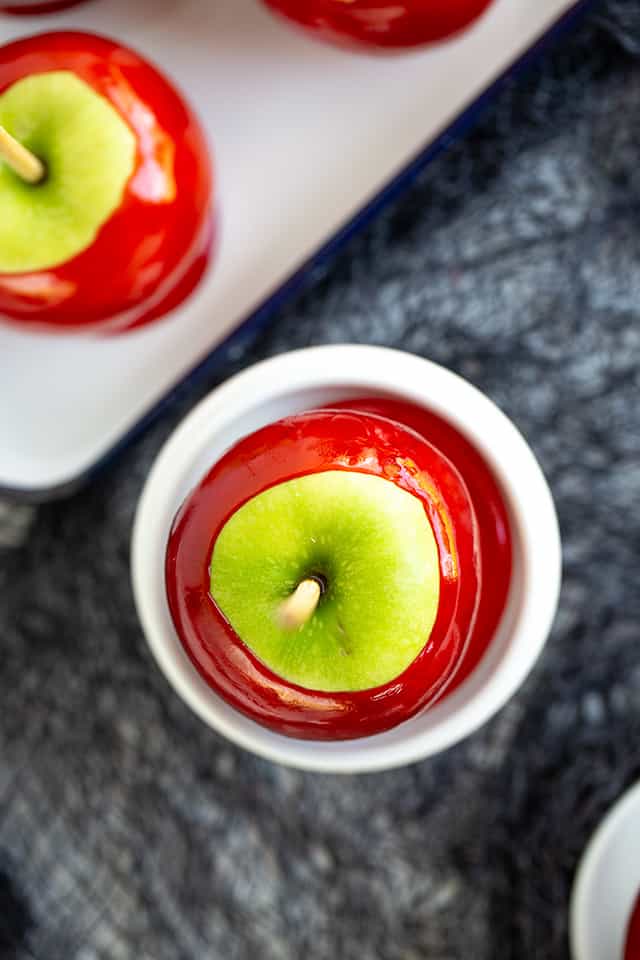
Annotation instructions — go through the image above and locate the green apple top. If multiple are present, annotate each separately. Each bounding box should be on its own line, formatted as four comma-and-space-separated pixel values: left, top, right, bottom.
0, 70, 135, 273
210, 470, 440, 692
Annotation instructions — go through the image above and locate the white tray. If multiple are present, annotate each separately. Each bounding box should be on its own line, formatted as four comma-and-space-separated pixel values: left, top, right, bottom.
1, 0, 587, 498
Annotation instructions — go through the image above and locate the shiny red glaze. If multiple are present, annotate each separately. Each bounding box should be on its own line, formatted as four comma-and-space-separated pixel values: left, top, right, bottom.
1, 1, 89, 13
626, 894, 640, 960
343, 398, 511, 695
166, 406, 496, 740
0, 32, 213, 334
262, 0, 495, 50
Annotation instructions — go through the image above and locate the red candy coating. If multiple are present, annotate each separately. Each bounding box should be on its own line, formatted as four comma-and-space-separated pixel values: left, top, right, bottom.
347, 398, 511, 696
262, 0, 495, 50
1, 1, 89, 13
626, 893, 640, 960
166, 400, 512, 740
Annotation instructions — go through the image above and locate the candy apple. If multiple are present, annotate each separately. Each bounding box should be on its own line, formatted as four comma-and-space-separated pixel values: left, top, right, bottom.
626, 894, 640, 960
0, 31, 213, 334
261, 0, 495, 50
166, 407, 486, 740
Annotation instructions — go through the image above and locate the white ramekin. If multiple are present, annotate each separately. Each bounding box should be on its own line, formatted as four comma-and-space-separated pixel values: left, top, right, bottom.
570, 780, 640, 960
131, 345, 561, 774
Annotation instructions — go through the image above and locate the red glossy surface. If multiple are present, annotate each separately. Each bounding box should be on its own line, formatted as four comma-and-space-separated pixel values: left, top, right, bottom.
347, 398, 512, 695
1, 1, 89, 13
166, 401, 512, 740
626, 893, 640, 960
0, 32, 213, 334
262, 0, 495, 50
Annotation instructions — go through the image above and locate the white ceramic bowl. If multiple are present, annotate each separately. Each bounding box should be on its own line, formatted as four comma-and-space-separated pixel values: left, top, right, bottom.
131, 344, 561, 773
570, 780, 640, 960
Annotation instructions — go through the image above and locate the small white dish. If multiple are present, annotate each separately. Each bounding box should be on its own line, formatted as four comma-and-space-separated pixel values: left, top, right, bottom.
131, 344, 561, 773
570, 780, 640, 960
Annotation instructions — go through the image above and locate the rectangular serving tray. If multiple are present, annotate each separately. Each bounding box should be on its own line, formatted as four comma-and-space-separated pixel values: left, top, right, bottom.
0, 0, 589, 499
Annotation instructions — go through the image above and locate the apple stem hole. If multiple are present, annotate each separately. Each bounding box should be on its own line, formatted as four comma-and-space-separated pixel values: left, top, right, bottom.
277, 577, 324, 631
309, 573, 327, 596
0, 125, 46, 186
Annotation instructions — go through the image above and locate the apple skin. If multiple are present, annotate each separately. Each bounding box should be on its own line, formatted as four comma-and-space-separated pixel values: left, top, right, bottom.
1, 1, 89, 13
626, 894, 640, 960
0, 32, 213, 334
261, 0, 495, 50
167, 407, 483, 740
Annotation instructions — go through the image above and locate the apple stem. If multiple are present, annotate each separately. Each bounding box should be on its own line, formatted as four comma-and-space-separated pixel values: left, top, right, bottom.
278, 578, 322, 631
0, 125, 46, 185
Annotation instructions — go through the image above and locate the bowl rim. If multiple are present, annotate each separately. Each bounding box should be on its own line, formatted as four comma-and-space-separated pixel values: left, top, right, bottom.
570, 779, 640, 960
131, 344, 561, 773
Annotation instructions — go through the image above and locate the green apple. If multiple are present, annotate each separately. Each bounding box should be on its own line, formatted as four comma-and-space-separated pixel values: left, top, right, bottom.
210, 470, 440, 692
0, 70, 136, 274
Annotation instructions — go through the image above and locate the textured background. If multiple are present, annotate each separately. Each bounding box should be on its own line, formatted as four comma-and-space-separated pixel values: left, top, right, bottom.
2, 2, 640, 957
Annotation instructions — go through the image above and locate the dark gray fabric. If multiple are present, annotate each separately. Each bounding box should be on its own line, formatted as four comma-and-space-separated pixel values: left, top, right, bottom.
2, 3, 640, 957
